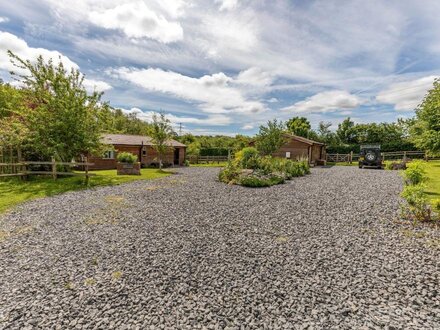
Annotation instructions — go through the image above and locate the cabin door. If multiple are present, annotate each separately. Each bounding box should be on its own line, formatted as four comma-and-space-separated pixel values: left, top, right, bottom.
174, 148, 180, 165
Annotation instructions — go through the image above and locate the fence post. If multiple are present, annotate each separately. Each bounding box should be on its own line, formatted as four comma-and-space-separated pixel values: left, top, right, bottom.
349, 151, 353, 164
85, 156, 89, 185
51, 156, 57, 180
403, 151, 407, 162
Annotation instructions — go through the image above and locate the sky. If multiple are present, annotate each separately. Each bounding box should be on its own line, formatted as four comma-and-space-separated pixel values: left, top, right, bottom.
1, 0, 440, 136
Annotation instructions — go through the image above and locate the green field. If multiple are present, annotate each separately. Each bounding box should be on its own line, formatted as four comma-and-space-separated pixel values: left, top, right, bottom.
0, 169, 170, 214
425, 160, 440, 203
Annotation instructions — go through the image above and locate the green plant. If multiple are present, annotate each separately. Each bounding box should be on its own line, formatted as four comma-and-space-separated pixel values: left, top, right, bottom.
117, 152, 137, 164
433, 199, 440, 212
401, 184, 433, 223
183, 159, 190, 166
148, 113, 174, 169
239, 175, 272, 187
402, 160, 427, 185
235, 147, 260, 169
218, 162, 240, 184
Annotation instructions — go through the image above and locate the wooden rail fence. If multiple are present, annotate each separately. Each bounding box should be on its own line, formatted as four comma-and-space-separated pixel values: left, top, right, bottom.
326, 151, 429, 163
0, 157, 95, 182
188, 155, 232, 164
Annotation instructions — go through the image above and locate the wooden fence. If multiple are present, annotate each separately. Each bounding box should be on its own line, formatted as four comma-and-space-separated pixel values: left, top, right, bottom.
188, 155, 232, 164
0, 156, 95, 182
326, 150, 429, 163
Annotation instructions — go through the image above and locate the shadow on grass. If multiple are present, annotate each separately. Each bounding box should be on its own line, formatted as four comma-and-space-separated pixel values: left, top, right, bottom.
0, 169, 169, 213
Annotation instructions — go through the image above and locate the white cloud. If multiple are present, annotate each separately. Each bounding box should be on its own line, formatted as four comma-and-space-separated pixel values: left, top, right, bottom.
0, 17, 9, 23
236, 67, 273, 87
282, 90, 363, 114
215, 0, 238, 11
83, 78, 112, 93
0, 31, 112, 92
0, 31, 78, 73
119, 108, 232, 126
376, 76, 436, 111
111, 67, 267, 115
88, 1, 184, 43
267, 97, 278, 103
241, 124, 254, 130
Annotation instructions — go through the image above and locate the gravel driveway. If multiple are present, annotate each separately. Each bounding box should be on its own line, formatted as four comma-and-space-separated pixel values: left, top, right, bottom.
0, 166, 439, 329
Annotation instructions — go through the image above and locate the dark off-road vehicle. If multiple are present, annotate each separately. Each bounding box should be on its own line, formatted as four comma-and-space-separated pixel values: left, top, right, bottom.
359, 144, 383, 169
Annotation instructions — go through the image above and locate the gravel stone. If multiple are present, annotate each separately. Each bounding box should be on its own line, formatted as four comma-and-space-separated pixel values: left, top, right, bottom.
0, 166, 439, 329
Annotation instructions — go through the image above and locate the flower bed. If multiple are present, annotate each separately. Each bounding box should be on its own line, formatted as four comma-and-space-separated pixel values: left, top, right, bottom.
218, 147, 310, 187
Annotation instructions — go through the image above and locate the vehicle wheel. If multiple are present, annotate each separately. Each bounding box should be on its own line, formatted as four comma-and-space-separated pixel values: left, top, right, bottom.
365, 152, 376, 162
359, 165, 363, 169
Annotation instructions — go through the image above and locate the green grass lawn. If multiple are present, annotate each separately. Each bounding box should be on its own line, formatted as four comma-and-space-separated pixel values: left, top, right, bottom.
190, 162, 228, 167
0, 169, 170, 214
425, 160, 440, 203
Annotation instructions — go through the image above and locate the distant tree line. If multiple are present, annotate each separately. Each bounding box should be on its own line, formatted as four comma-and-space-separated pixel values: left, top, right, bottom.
1, 51, 438, 162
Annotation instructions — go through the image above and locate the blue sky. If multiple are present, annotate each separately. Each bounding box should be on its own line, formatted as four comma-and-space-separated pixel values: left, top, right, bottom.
1, 0, 440, 136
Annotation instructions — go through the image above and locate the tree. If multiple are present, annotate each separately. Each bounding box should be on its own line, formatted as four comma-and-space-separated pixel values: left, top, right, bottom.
8, 51, 105, 161
286, 116, 312, 137
148, 113, 174, 169
317, 121, 339, 145
255, 119, 286, 155
0, 82, 29, 148
410, 79, 440, 154
336, 117, 356, 144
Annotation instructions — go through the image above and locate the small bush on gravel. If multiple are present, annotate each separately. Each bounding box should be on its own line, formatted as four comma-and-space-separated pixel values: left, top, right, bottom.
239, 174, 285, 187
235, 147, 260, 169
117, 152, 138, 164
218, 161, 240, 184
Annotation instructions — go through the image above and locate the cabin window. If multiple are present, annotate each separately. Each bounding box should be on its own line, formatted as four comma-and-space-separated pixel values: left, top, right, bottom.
286, 152, 291, 159
142, 146, 147, 156
103, 150, 115, 159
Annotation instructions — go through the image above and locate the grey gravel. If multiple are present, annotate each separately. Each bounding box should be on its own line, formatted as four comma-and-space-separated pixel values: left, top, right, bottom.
0, 166, 439, 329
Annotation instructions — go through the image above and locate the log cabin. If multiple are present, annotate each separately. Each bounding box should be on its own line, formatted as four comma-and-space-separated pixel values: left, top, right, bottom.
89, 134, 186, 170
251, 133, 326, 165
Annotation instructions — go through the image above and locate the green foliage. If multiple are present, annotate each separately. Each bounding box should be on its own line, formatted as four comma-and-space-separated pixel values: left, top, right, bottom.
402, 160, 427, 185
7, 51, 105, 161
433, 199, 440, 212
101, 107, 151, 135
117, 152, 137, 164
409, 79, 440, 154
255, 119, 286, 156
200, 148, 229, 156
148, 113, 174, 169
239, 174, 284, 187
235, 147, 259, 169
219, 147, 309, 188
400, 160, 437, 223
218, 161, 240, 184
286, 117, 311, 138
401, 184, 433, 223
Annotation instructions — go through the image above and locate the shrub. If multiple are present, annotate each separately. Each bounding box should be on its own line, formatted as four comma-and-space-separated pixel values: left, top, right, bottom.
239, 174, 284, 187
235, 147, 260, 169
183, 159, 190, 166
239, 175, 272, 187
218, 162, 240, 184
400, 184, 433, 223
117, 152, 137, 164
402, 160, 426, 185
433, 199, 440, 212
